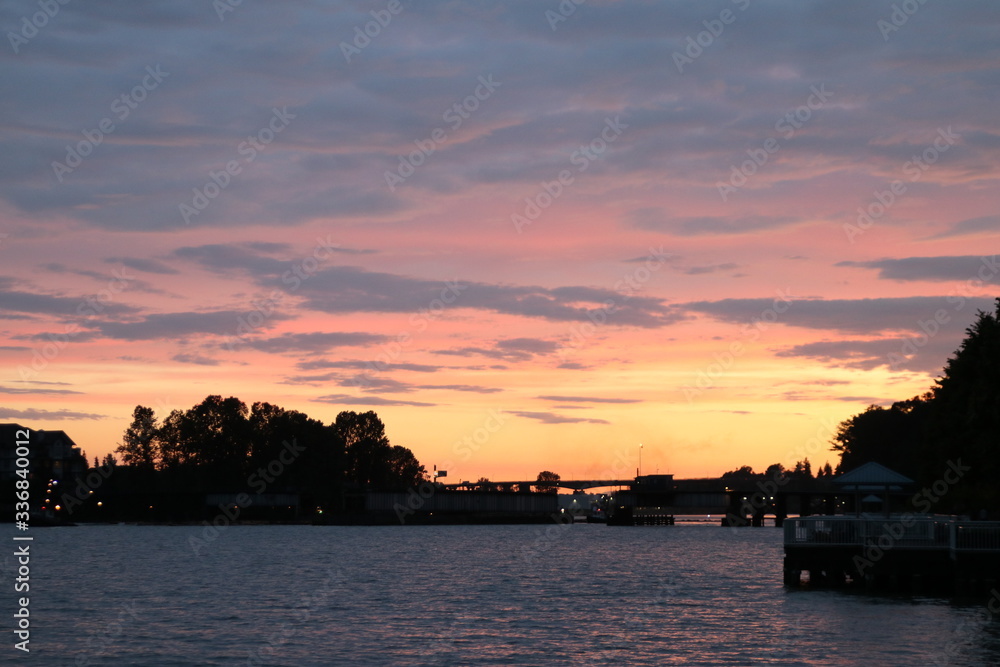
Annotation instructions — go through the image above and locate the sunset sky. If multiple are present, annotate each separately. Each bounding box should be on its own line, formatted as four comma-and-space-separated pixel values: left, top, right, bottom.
1, 0, 998, 481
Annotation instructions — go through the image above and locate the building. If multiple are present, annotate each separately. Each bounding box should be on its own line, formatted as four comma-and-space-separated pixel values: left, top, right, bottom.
0, 423, 88, 510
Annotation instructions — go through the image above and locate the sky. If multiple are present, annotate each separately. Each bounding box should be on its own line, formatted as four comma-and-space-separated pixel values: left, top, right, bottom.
0, 0, 998, 482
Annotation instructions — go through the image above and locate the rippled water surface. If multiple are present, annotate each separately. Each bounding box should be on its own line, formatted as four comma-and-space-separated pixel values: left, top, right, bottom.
6, 523, 1000, 665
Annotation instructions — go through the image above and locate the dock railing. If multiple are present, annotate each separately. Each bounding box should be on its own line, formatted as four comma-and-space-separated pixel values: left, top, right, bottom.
785, 515, 1000, 557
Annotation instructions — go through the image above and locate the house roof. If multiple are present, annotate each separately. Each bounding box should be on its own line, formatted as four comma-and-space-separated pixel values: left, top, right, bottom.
833, 462, 914, 487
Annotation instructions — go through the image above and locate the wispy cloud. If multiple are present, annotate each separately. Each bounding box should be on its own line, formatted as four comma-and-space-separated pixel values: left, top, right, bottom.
103, 257, 180, 275
242, 332, 387, 354
312, 394, 436, 408
510, 410, 610, 425
91, 311, 293, 341
686, 296, 994, 335
0, 385, 83, 395
537, 395, 641, 404
837, 256, 1000, 282
176, 245, 679, 327
0, 407, 105, 420
928, 216, 1000, 239
172, 353, 220, 366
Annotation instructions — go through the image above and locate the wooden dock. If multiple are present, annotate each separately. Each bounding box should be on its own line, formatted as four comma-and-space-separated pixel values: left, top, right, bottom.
784, 515, 1000, 593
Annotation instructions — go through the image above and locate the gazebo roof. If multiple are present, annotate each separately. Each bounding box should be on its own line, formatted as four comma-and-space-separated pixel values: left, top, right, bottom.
833, 462, 914, 488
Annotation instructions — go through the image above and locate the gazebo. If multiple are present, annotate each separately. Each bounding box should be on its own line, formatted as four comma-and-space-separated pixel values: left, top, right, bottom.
832, 462, 914, 517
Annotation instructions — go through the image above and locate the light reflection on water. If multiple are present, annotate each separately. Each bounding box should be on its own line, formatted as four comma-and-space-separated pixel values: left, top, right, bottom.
8, 523, 1000, 665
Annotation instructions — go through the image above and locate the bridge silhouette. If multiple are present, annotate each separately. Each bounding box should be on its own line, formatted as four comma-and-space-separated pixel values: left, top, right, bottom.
442, 479, 633, 491
442, 474, 839, 526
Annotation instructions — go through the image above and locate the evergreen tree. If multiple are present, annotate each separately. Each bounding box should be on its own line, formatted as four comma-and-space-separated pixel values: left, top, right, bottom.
832, 299, 1000, 512
922, 300, 1000, 511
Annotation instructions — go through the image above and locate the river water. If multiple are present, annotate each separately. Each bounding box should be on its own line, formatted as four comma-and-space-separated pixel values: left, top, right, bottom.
4, 523, 1000, 665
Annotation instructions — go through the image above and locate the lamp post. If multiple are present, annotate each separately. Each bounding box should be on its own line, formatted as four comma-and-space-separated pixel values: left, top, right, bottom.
639, 443, 643, 478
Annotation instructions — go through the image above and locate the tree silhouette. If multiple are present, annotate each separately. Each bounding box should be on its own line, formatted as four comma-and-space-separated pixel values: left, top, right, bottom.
105, 395, 432, 519
338, 410, 392, 487
475, 476, 496, 492
387, 445, 427, 489
763, 463, 786, 481
535, 470, 560, 493
186, 395, 250, 478
831, 397, 930, 477
721, 465, 755, 483
157, 408, 194, 470
922, 300, 1000, 510
832, 299, 1000, 512
116, 405, 158, 471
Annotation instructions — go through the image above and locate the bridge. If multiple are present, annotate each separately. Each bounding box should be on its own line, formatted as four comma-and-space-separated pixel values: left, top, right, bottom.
441, 479, 633, 492
442, 473, 841, 525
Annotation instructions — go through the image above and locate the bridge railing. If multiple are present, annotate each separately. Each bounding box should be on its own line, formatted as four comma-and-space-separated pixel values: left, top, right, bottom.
785, 516, 1000, 555
955, 522, 1000, 551
786, 515, 950, 549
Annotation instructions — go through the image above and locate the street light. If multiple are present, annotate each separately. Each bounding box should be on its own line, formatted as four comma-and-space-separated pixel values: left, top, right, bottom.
639, 443, 643, 477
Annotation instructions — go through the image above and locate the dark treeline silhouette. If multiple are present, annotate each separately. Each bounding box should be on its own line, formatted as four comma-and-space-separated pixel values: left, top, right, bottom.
832, 299, 1000, 514
721, 459, 834, 485
88, 395, 426, 520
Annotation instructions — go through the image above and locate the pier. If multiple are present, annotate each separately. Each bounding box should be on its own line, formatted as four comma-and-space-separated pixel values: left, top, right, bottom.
784, 515, 1000, 593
